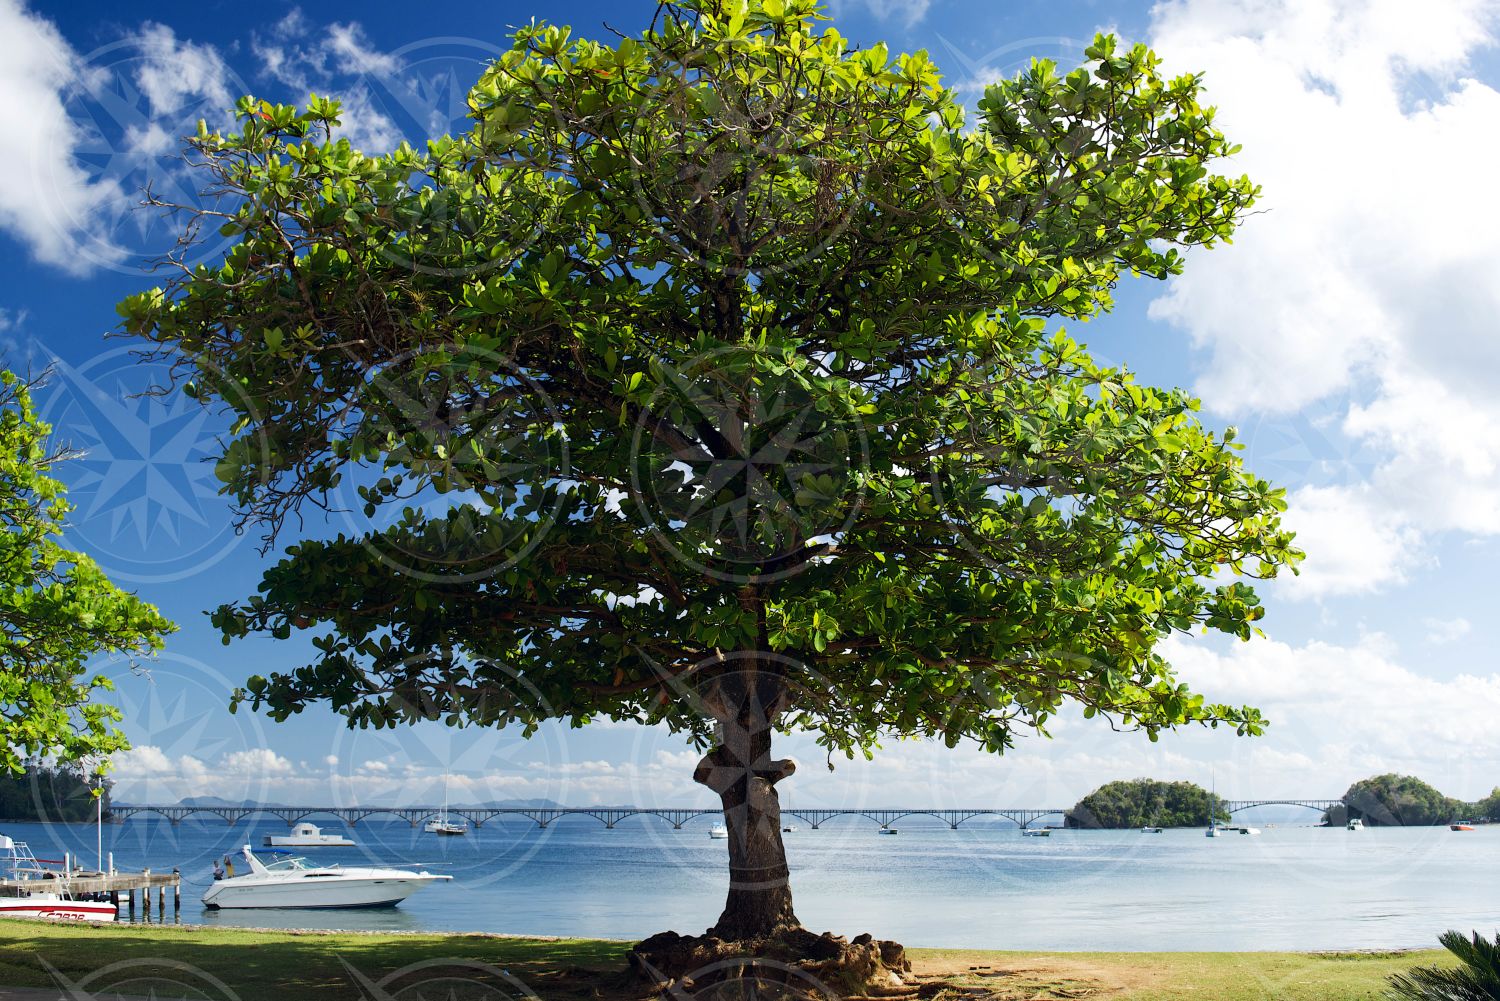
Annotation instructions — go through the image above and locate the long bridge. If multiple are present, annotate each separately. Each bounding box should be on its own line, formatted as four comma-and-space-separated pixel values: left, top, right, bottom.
110, 799, 1341, 831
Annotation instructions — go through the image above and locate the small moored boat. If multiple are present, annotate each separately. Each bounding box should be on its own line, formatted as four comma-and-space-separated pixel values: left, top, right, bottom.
1141, 826, 1163, 834
1347, 818, 1364, 831
264, 822, 355, 848
0, 836, 115, 922
1451, 822, 1475, 832
877, 827, 899, 835
423, 816, 467, 836
709, 824, 729, 839
1021, 828, 1050, 837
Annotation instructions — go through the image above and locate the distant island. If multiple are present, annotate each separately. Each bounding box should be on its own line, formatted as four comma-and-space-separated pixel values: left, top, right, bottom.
1059, 774, 1499, 830
1064, 778, 1226, 829
1323, 774, 1495, 826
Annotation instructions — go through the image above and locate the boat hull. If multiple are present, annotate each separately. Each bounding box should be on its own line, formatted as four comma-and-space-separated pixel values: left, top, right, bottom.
263, 837, 356, 847
203, 876, 441, 910
0, 896, 116, 922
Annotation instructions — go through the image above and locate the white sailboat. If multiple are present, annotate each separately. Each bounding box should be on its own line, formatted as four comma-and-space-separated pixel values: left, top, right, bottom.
1205, 772, 1223, 837
424, 773, 468, 836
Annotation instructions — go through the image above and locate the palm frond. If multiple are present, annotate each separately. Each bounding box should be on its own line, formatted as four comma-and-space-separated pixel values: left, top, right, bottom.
1386, 931, 1500, 1000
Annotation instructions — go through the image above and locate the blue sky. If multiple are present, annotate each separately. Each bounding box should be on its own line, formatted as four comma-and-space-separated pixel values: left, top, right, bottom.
3, 0, 1498, 809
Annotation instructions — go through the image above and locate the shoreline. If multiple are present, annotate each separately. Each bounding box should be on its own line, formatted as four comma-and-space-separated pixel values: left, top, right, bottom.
0, 921, 1452, 1000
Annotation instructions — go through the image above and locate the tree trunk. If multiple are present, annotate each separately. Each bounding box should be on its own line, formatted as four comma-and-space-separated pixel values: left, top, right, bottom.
694, 730, 798, 940
628, 656, 912, 991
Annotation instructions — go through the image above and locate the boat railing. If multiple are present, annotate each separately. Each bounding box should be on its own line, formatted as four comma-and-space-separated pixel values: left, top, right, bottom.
0, 836, 57, 881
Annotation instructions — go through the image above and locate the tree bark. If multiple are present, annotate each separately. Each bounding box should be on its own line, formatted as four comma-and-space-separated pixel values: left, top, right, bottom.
629, 657, 912, 991
693, 666, 804, 942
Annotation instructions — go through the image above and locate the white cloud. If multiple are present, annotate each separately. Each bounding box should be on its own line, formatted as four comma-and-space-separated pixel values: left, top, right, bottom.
1144, 0, 1500, 589
1163, 631, 1500, 799
829, 0, 933, 27
1423, 616, 1472, 645
222, 748, 294, 776
251, 11, 401, 152
0, 0, 124, 271
128, 22, 232, 117
0, 4, 236, 274
328, 23, 400, 76
1278, 484, 1426, 599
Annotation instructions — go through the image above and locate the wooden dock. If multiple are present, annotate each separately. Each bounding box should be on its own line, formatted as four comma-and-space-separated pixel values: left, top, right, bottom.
0, 869, 183, 920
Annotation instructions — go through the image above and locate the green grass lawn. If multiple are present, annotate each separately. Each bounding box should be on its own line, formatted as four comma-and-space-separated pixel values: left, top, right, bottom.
0, 922, 1449, 1000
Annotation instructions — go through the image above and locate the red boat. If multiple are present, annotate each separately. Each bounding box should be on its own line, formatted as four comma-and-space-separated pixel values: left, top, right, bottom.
0, 835, 117, 922
1451, 823, 1476, 831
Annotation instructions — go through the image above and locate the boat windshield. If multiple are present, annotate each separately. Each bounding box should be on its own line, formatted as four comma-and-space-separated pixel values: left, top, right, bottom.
262, 856, 319, 872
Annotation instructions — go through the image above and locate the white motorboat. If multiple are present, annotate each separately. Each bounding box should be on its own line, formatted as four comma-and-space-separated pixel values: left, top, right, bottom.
1235, 826, 1262, 836
203, 847, 450, 910
1347, 818, 1364, 831
264, 822, 356, 848
1141, 826, 1164, 834
709, 824, 729, 839
1020, 828, 1050, 837
0, 835, 115, 922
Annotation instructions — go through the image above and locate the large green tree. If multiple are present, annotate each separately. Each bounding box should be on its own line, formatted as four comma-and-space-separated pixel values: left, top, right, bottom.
0, 371, 174, 772
119, 0, 1297, 976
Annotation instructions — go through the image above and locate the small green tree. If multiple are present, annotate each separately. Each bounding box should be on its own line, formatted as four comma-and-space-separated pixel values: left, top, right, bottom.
119, 0, 1297, 975
0, 371, 174, 772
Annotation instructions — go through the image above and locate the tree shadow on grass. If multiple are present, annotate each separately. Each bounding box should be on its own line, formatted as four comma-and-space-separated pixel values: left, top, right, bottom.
1, 927, 631, 1000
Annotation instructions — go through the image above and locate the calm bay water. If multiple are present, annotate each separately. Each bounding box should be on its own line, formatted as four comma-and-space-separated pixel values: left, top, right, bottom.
5, 815, 1496, 951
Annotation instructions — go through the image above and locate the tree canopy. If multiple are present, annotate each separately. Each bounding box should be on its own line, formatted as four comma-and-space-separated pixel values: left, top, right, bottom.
117, 0, 1298, 960
0, 759, 107, 823
1065, 777, 1225, 829
0, 371, 174, 773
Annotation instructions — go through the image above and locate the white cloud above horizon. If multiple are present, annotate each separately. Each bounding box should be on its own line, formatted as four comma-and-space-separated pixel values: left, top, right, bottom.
106, 626, 1500, 809
1146, 0, 1500, 596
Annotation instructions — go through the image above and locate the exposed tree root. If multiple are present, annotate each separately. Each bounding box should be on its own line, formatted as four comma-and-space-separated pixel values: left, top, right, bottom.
629, 926, 913, 997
